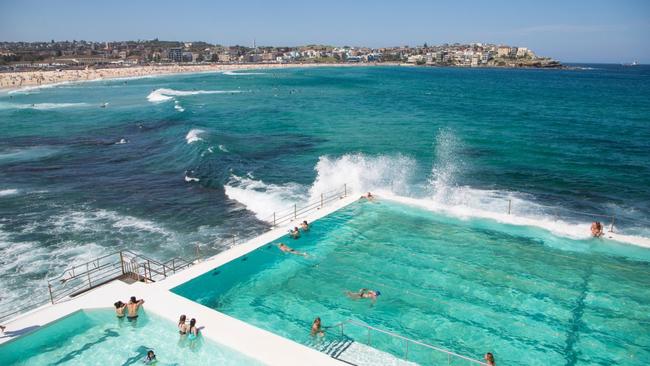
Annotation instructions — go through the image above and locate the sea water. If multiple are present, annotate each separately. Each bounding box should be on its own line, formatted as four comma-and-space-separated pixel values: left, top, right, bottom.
1, 65, 649, 317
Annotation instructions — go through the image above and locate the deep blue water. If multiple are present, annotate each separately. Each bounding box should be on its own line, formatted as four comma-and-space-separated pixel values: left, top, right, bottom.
1, 64, 649, 313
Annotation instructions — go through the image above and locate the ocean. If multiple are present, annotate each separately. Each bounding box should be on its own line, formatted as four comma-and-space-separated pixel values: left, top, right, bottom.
1, 64, 649, 313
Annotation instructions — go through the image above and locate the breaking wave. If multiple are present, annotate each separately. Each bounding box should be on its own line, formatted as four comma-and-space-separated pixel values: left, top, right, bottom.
223, 70, 267, 76
224, 146, 650, 247
224, 174, 307, 221
0, 102, 89, 110
0, 189, 19, 197
147, 88, 241, 103
185, 129, 205, 144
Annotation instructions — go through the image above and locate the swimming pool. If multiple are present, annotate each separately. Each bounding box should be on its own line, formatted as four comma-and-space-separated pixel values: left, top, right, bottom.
0, 309, 263, 365
172, 200, 650, 365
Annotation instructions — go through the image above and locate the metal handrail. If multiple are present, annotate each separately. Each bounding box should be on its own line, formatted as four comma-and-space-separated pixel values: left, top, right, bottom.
330, 319, 488, 365
264, 184, 348, 227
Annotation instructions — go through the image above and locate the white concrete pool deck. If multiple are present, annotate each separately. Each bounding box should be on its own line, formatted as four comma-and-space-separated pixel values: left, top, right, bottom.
1, 194, 361, 365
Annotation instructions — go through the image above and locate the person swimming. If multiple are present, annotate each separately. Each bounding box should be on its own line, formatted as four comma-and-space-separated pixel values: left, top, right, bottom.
278, 243, 307, 257
114, 300, 126, 318
591, 221, 604, 237
143, 350, 156, 364
127, 296, 145, 321
484, 352, 495, 365
360, 192, 375, 201
178, 314, 188, 335
346, 288, 381, 303
311, 317, 324, 337
289, 227, 301, 239
300, 220, 310, 231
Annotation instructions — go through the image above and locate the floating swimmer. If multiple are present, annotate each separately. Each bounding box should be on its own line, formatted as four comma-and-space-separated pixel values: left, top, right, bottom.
143, 350, 156, 365
346, 288, 381, 303
311, 317, 324, 337
278, 243, 307, 257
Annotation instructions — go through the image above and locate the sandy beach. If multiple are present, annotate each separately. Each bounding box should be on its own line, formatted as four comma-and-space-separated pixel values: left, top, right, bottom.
0, 63, 390, 92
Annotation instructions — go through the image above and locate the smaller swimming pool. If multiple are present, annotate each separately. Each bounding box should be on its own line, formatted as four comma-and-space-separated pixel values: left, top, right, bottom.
0, 308, 263, 365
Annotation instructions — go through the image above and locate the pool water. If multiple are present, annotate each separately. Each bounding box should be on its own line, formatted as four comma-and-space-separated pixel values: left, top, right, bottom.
0, 309, 263, 365
173, 200, 650, 366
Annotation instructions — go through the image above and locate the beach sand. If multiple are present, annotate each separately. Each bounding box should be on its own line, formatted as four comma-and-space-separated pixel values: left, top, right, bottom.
0, 63, 393, 91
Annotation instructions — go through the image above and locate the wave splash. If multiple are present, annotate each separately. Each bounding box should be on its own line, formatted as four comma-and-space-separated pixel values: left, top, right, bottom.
0, 102, 89, 110
147, 88, 241, 103
224, 174, 307, 221
185, 129, 205, 144
223, 70, 266, 76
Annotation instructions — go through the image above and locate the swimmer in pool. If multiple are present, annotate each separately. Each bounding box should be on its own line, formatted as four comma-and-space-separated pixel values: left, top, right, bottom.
114, 300, 126, 318
311, 317, 325, 337
346, 288, 381, 303
188, 318, 199, 339
300, 220, 310, 232
178, 314, 188, 335
290, 227, 301, 239
360, 192, 375, 201
278, 243, 307, 257
484, 352, 495, 366
127, 296, 144, 321
143, 350, 156, 364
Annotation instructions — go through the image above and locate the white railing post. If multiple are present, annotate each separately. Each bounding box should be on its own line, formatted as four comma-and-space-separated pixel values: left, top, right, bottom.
273, 212, 276, 227
344, 183, 347, 197
321, 193, 323, 208
508, 199, 512, 215
294, 204, 297, 220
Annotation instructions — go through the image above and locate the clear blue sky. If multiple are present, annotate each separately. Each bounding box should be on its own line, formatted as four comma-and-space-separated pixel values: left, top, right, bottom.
1, 0, 648, 63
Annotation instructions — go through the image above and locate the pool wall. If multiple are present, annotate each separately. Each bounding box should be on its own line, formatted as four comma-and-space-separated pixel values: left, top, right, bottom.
1, 193, 358, 366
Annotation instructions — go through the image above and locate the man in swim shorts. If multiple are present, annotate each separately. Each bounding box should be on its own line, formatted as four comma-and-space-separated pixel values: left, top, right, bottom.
126, 296, 145, 321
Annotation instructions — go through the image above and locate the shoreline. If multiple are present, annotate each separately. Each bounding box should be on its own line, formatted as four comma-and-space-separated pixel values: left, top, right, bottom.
0, 63, 398, 92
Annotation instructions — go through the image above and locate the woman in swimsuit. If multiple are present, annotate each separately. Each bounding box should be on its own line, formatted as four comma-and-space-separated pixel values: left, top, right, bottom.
178, 314, 188, 335
114, 301, 126, 318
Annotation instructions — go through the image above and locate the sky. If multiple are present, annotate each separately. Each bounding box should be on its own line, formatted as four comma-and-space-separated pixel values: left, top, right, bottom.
0, 0, 648, 63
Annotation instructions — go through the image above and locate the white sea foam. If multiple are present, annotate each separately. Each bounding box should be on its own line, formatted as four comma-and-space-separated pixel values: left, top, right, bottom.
222, 70, 266, 76
185, 175, 200, 183
115, 138, 128, 145
0, 102, 89, 110
0, 189, 19, 197
174, 103, 185, 112
224, 174, 307, 221
218, 144, 229, 152
185, 129, 205, 144
146, 88, 241, 103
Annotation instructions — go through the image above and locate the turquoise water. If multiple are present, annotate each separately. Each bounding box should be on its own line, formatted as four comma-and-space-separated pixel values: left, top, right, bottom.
0, 309, 262, 365
1, 65, 649, 320
173, 200, 650, 366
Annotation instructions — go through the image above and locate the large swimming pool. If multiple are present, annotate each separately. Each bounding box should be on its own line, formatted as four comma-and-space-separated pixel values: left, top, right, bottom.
0, 309, 262, 365
173, 200, 650, 365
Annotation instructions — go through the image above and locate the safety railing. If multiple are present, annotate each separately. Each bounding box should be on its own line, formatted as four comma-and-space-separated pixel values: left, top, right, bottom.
262, 184, 348, 228
0, 250, 194, 324
330, 319, 488, 365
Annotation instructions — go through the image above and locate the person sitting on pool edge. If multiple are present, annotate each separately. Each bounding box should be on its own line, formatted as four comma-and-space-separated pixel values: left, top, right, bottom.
114, 300, 127, 318
289, 227, 300, 239
278, 242, 307, 257
311, 317, 325, 337
591, 221, 604, 237
300, 220, 310, 231
346, 288, 381, 303
127, 296, 145, 321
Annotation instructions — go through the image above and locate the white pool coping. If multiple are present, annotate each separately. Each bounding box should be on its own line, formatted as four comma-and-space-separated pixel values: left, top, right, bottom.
1, 194, 360, 366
